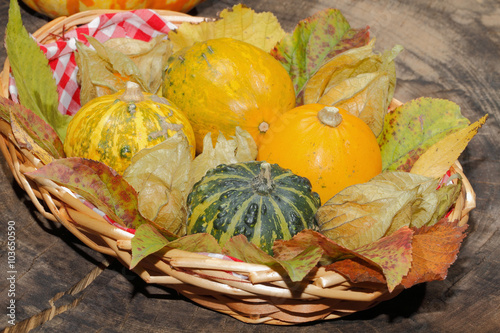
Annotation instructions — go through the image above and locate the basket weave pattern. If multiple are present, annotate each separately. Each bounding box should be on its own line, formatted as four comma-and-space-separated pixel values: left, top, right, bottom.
0, 10, 476, 325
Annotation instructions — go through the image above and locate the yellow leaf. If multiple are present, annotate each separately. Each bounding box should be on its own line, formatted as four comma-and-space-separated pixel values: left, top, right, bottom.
411, 115, 488, 178
169, 4, 285, 52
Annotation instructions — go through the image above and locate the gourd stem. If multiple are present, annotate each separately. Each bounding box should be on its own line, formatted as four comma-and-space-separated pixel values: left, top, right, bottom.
318, 106, 343, 127
259, 121, 270, 133
252, 162, 275, 194
121, 81, 144, 103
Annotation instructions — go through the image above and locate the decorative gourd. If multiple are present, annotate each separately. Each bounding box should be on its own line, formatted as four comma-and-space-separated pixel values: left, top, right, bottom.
20, 0, 205, 19
163, 38, 296, 153
64, 82, 195, 174
186, 161, 321, 254
258, 104, 382, 202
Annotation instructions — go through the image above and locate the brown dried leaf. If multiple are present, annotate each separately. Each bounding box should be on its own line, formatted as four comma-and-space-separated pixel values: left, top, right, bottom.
76, 35, 171, 105
123, 133, 192, 236
303, 42, 401, 135
188, 127, 257, 190
317, 171, 459, 250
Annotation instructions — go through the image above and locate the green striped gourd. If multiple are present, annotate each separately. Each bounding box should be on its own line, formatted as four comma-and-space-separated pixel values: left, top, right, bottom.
186, 161, 321, 254
64, 82, 195, 174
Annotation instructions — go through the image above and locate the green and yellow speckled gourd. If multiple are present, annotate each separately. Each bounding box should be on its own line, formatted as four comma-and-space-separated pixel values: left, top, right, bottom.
64, 81, 196, 174
163, 37, 296, 153
186, 161, 321, 254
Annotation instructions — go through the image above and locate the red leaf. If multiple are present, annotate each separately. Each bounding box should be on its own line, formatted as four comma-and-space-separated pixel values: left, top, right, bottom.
326, 258, 386, 284
401, 218, 468, 288
326, 227, 414, 291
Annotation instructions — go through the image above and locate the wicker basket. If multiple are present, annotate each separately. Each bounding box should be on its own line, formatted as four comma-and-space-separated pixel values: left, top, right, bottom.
0, 10, 477, 325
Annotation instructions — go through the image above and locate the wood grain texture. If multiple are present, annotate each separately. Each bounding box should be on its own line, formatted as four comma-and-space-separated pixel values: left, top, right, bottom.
1, 0, 499, 331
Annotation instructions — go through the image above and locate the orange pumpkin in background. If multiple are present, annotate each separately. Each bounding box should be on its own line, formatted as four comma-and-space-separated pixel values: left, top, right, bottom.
258, 104, 382, 202
20, 0, 205, 18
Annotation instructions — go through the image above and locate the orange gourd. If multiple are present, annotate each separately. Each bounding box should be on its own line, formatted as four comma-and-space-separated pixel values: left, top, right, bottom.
257, 104, 382, 202
20, 0, 205, 19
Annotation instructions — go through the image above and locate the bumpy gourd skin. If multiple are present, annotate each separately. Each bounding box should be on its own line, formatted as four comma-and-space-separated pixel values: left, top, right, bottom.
186, 161, 321, 255
163, 38, 296, 153
64, 85, 195, 174
258, 104, 382, 202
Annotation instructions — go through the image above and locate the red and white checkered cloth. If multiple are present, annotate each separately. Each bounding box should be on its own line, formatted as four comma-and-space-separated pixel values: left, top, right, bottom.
9, 9, 178, 116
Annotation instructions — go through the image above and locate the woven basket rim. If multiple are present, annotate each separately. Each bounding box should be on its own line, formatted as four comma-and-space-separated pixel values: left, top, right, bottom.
0, 9, 477, 325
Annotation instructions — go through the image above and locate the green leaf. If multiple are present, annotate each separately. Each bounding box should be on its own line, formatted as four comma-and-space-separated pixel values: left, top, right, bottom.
169, 4, 286, 53
271, 8, 370, 97
5, 0, 71, 141
1, 96, 65, 160
378, 98, 470, 172
26, 158, 149, 229
131, 223, 170, 269
130, 226, 222, 269
166, 233, 222, 254
223, 235, 279, 267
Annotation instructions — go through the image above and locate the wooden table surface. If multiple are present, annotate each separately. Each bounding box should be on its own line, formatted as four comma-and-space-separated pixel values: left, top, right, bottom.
1, 0, 499, 332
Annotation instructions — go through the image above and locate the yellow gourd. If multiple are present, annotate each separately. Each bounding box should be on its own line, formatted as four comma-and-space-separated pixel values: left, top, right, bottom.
64, 82, 195, 174
163, 38, 296, 153
258, 104, 382, 201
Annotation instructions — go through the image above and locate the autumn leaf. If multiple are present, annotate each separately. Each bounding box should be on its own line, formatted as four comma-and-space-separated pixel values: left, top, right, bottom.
401, 219, 468, 288
130, 223, 170, 269
130, 226, 221, 269
355, 226, 413, 291
26, 158, 149, 229
0, 96, 65, 160
326, 226, 414, 291
378, 98, 470, 172
273, 229, 358, 264
271, 8, 370, 97
273, 228, 412, 290
169, 4, 286, 53
10, 112, 55, 165
224, 235, 323, 282
410, 115, 488, 178
5, 0, 71, 141
166, 233, 222, 254
326, 258, 386, 285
